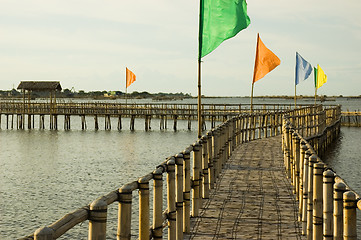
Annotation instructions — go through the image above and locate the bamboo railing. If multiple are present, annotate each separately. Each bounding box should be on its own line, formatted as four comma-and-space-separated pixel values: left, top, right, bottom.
283, 105, 361, 239
0, 102, 297, 131
20, 107, 290, 240
19, 104, 346, 239
341, 111, 361, 127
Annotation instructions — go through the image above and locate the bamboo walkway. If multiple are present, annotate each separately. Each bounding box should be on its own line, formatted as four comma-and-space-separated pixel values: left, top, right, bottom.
187, 135, 305, 240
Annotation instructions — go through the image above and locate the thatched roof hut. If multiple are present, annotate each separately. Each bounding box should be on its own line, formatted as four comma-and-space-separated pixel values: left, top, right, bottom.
17, 81, 62, 91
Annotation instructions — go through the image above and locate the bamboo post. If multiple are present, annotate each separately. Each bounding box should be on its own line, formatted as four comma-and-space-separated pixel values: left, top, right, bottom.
212, 129, 219, 181
167, 158, 176, 240
323, 170, 335, 240
313, 162, 324, 240
206, 131, 214, 190
301, 150, 310, 235
289, 129, 295, 183
257, 114, 262, 139
284, 125, 291, 178
299, 141, 307, 222
34, 226, 54, 240
244, 114, 248, 142
333, 182, 346, 240
251, 114, 256, 140
264, 113, 268, 138
117, 185, 133, 240
293, 133, 300, 198
175, 153, 184, 240
88, 198, 107, 240
182, 147, 191, 234
240, 115, 245, 143
343, 191, 357, 240
192, 141, 201, 217
248, 115, 253, 141
201, 136, 209, 199
138, 177, 149, 240
288, 127, 294, 179
152, 168, 163, 240
307, 154, 317, 239
219, 125, 225, 169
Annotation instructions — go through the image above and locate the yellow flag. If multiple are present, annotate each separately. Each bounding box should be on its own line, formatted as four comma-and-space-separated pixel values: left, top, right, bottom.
253, 34, 281, 83
316, 64, 327, 89
126, 67, 136, 88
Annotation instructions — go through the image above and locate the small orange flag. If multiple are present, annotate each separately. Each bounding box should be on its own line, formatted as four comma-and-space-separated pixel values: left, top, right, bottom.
252, 34, 281, 83
126, 67, 136, 88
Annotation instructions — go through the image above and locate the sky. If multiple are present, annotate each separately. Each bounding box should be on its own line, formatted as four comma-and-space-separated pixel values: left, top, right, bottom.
1, 0, 361, 97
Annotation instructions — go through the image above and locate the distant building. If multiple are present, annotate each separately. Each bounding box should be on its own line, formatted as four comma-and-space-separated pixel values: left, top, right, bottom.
17, 81, 62, 105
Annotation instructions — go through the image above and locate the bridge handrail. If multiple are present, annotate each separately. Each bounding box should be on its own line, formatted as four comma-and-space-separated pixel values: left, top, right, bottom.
20, 108, 292, 239
20, 105, 343, 239
282, 105, 360, 239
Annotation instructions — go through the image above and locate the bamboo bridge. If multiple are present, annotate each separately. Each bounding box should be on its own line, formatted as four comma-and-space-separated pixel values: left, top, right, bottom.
9, 103, 361, 239
0, 101, 294, 131
0, 101, 358, 131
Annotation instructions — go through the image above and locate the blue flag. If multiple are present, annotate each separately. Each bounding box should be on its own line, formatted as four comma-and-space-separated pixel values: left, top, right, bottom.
295, 52, 313, 85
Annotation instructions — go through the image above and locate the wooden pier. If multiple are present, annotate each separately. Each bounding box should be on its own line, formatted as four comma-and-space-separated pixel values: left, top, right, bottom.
0, 101, 294, 131
17, 104, 361, 240
341, 111, 361, 127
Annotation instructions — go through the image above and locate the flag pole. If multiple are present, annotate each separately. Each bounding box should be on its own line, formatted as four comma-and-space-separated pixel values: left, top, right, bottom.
197, 0, 203, 139
294, 84, 297, 107
125, 68, 128, 106
250, 82, 254, 113
250, 33, 259, 114
197, 59, 202, 138
125, 87, 128, 106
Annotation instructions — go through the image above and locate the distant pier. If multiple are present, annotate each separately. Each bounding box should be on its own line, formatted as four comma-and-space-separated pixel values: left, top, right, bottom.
0, 101, 293, 131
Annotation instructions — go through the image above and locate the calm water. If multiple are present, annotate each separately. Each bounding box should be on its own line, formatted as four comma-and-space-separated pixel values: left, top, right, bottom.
0, 97, 360, 239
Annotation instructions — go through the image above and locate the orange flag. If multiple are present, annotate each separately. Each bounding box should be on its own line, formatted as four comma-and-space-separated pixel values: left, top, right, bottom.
126, 67, 136, 88
252, 34, 281, 83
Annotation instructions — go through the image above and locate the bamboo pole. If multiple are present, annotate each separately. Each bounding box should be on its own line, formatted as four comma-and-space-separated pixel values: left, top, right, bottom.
333, 182, 346, 240
212, 129, 219, 182
175, 153, 184, 240
323, 170, 335, 240
167, 158, 176, 240
88, 198, 107, 240
192, 141, 201, 217
182, 147, 191, 234
294, 134, 300, 198
201, 135, 209, 199
301, 150, 311, 235
284, 125, 291, 178
343, 191, 357, 240
138, 177, 150, 240
152, 168, 163, 240
117, 185, 133, 240
313, 162, 324, 240
206, 131, 214, 190
299, 141, 307, 221
307, 154, 317, 239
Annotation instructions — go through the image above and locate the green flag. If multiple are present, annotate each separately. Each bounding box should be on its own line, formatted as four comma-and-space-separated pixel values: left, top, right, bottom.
199, 0, 251, 58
